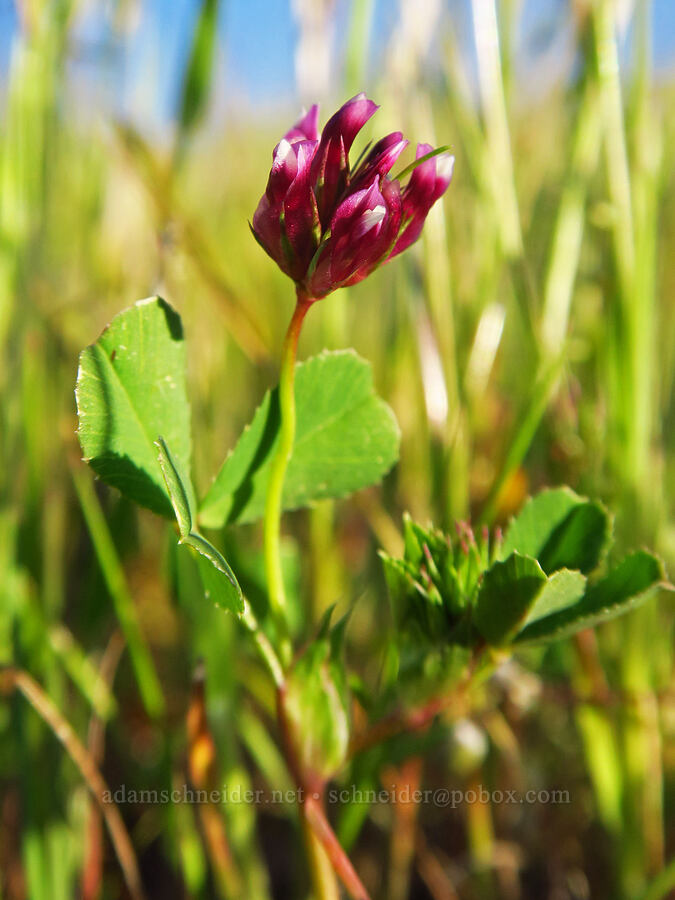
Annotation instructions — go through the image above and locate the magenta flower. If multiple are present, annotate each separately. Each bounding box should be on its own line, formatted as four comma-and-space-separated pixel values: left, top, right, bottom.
252, 93, 454, 299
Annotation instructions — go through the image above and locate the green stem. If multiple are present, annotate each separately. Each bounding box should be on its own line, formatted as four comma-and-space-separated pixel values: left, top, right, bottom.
72, 466, 165, 719
263, 290, 313, 664
240, 601, 284, 688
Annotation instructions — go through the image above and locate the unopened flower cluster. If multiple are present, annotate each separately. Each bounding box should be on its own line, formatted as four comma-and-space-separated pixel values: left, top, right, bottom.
252, 93, 454, 299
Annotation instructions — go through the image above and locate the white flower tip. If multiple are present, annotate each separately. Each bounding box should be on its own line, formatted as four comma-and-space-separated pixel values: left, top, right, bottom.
276, 138, 294, 164
436, 154, 455, 181
360, 204, 387, 233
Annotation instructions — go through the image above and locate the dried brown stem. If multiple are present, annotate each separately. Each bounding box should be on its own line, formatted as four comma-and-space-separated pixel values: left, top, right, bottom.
385, 757, 423, 900
415, 833, 460, 900
0, 667, 146, 900
349, 695, 449, 757
350, 679, 479, 759
187, 663, 242, 898
82, 630, 126, 900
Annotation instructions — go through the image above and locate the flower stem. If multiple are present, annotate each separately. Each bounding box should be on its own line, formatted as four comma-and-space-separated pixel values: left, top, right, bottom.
300, 804, 341, 900
240, 600, 284, 688
263, 290, 313, 664
303, 795, 370, 900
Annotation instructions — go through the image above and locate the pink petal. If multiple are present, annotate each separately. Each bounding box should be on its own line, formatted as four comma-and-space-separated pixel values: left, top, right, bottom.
432, 153, 455, 198
351, 132, 409, 190
404, 144, 455, 216
252, 194, 286, 272
283, 158, 320, 280
342, 179, 403, 285
321, 93, 379, 153
311, 93, 379, 227
390, 146, 455, 257
388, 214, 426, 258
284, 104, 320, 143
330, 176, 384, 239
266, 138, 298, 204
328, 177, 391, 285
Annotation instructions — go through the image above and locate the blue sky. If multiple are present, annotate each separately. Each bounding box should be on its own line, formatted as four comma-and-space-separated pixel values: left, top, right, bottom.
0, 0, 673, 129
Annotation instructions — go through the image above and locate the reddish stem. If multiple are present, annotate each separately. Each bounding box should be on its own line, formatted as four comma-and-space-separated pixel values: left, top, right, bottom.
303, 795, 371, 900
277, 684, 370, 900
350, 654, 484, 757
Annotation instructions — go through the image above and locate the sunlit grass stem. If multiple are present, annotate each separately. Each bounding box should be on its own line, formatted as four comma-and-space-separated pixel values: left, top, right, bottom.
470, 0, 522, 259
593, 1, 665, 892
72, 466, 165, 719
540, 78, 601, 353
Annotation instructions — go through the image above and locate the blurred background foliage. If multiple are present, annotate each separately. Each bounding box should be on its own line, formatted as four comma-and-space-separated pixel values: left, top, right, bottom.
0, 0, 674, 898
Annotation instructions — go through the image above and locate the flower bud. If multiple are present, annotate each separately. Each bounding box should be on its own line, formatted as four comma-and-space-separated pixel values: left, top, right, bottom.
251, 94, 453, 299
279, 613, 350, 786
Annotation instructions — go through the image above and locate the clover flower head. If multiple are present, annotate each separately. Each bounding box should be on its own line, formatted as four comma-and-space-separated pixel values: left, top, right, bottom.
252, 93, 454, 299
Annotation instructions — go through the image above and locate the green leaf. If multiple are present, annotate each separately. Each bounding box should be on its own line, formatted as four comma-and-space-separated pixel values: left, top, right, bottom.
76, 297, 191, 517
537, 503, 611, 574
473, 552, 547, 646
155, 435, 195, 536
191, 549, 243, 616
501, 487, 611, 575
522, 569, 587, 626
515, 551, 671, 644
156, 436, 243, 616
199, 350, 400, 527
